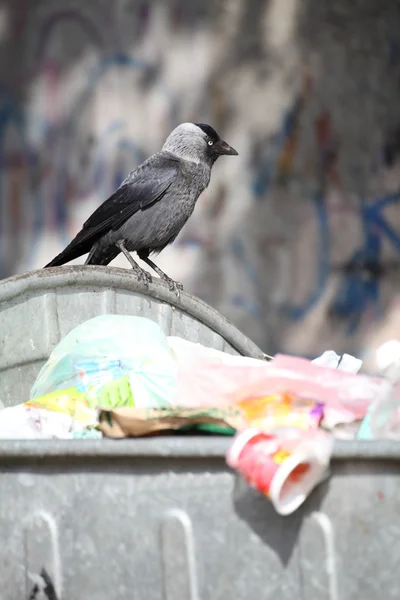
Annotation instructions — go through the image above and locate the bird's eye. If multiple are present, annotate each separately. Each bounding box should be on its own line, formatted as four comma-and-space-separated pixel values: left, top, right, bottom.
208, 140, 214, 146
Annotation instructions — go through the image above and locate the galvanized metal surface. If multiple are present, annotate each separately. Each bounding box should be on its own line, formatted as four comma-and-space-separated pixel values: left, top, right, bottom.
0, 266, 265, 406
0, 268, 398, 600
0, 437, 399, 600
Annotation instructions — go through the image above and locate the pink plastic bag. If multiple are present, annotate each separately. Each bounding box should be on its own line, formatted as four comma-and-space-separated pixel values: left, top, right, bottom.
172, 344, 381, 428
268, 355, 382, 427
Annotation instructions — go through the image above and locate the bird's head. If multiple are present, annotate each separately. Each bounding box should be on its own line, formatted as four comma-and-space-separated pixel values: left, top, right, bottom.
162, 123, 238, 165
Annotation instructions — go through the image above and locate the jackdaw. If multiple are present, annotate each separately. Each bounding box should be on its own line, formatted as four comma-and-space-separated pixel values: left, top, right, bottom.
44, 123, 238, 291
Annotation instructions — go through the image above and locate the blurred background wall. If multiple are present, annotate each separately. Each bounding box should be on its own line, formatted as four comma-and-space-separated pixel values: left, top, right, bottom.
1, 0, 400, 365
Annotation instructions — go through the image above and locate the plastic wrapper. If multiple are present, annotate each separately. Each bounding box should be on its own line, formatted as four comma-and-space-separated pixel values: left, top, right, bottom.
227, 427, 333, 515
169, 342, 372, 428
237, 392, 324, 431
31, 315, 177, 410
169, 336, 269, 408
98, 391, 323, 439
0, 403, 99, 439
26, 387, 97, 424
358, 394, 400, 440
166, 340, 325, 433
169, 340, 275, 408
312, 350, 363, 373
244, 354, 381, 429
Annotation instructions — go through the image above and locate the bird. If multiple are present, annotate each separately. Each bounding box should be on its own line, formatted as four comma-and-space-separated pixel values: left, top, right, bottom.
44, 122, 238, 292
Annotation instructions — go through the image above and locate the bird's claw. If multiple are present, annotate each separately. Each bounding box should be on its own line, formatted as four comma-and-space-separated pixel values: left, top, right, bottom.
137, 269, 152, 287
164, 277, 183, 295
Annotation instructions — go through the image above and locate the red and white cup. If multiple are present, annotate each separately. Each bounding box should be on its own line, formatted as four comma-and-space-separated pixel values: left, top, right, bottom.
226, 428, 331, 515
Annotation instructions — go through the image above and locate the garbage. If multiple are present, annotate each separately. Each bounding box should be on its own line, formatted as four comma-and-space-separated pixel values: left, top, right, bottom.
237, 392, 324, 431
226, 427, 333, 515
375, 339, 400, 373
26, 387, 97, 424
358, 340, 400, 440
3, 310, 400, 515
256, 354, 380, 430
169, 336, 269, 408
312, 350, 363, 373
99, 406, 243, 438
0, 403, 99, 439
168, 343, 373, 427
98, 393, 324, 439
31, 315, 177, 409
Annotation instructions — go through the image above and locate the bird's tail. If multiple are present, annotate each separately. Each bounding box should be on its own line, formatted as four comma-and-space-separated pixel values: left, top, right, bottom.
44, 239, 92, 268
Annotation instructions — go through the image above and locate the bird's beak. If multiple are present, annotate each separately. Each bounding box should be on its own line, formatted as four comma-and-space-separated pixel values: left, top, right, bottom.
217, 140, 239, 156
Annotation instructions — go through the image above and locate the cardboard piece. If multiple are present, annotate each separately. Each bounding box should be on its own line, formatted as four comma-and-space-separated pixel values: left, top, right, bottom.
99, 406, 245, 438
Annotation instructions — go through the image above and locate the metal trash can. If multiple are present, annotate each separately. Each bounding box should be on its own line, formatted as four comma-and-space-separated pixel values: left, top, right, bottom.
0, 267, 397, 600
0, 438, 399, 599
0, 266, 265, 406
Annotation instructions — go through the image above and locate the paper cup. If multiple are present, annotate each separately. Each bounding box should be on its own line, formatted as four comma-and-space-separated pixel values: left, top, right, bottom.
227, 429, 328, 516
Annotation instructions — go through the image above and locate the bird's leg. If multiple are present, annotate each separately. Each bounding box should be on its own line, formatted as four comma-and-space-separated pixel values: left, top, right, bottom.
138, 250, 183, 294
115, 240, 152, 286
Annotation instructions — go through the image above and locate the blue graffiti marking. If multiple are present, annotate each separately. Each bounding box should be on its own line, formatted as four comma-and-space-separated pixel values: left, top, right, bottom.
230, 237, 262, 319
330, 190, 400, 332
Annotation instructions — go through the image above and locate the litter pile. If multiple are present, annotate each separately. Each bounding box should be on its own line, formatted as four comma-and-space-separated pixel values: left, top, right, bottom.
1, 314, 400, 515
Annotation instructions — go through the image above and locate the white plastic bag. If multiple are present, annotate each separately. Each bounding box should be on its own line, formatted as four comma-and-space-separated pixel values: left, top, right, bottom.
0, 404, 91, 439
312, 350, 363, 374
31, 315, 177, 409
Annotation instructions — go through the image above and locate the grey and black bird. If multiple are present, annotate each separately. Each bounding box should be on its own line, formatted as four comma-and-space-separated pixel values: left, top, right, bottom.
44, 123, 238, 291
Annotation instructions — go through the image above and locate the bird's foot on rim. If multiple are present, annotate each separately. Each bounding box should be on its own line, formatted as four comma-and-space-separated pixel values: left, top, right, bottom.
136, 269, 152, 287
163, 277, 183, 295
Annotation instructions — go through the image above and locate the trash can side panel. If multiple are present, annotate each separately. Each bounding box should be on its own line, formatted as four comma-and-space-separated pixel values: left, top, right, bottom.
1, 440, 400, 599
56, 287, 121, 339
0, 464, 301, 600
115, 289, 173, 332
0, 294, 54, 370
222, 340, 239, 355
0, 361, 43, 407
298, 458, 400, 599
168, 308, 229, 350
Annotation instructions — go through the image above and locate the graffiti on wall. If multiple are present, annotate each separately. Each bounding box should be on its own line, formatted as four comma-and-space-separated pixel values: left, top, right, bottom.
1, 0, 400, 356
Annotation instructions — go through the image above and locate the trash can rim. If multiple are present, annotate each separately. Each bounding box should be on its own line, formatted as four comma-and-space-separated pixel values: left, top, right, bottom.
0, 265, 266, 359
0, 438, 398, 461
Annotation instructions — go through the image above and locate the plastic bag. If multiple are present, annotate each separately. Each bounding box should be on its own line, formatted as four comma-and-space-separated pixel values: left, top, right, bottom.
312, 350, 363, 374
169, 344, 374, 428
168, 337, 270, 408
31, 315, 177, 409
358, 339, 400, 440
249, 354, 380, 428
237, 392, 324, 431
0, 403, 98, 439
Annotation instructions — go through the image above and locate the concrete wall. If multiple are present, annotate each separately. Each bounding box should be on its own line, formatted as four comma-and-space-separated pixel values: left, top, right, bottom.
1, 0, 400, 365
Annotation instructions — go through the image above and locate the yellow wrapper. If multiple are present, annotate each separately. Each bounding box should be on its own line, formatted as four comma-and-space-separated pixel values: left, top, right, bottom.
26, 387, 97, 424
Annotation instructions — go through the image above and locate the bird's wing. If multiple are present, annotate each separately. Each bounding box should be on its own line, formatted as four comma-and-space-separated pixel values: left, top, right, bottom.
80, 154, 180, 241
45, 154, 181, 267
